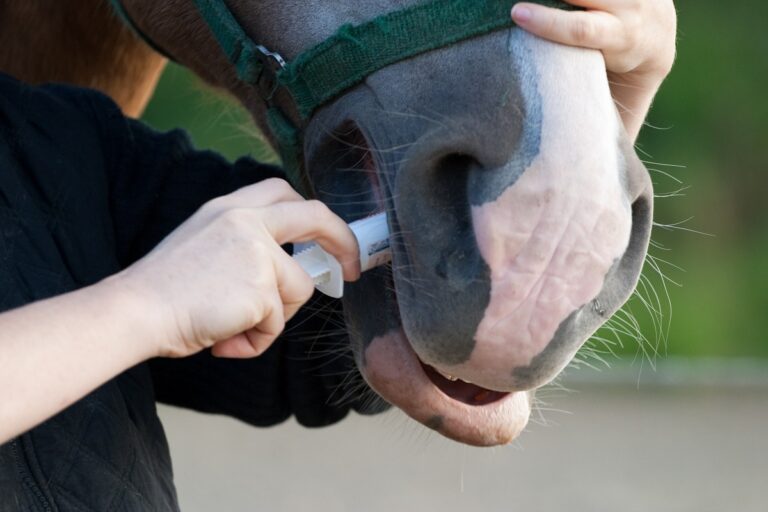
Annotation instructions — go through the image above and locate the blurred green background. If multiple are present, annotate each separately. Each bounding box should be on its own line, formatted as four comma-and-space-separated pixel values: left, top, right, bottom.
141, 0, 768, 362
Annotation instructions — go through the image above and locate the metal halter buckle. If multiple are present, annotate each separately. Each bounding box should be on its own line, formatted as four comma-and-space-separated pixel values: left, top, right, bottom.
253, 45, 286, 102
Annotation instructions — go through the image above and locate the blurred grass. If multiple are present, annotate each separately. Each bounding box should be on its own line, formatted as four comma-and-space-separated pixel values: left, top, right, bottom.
141, 64, 277, 164
141, 0, 768, 360
623, 0, 768, 360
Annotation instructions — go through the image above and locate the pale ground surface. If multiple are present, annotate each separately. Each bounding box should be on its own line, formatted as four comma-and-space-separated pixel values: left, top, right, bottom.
159, 362, 768, 512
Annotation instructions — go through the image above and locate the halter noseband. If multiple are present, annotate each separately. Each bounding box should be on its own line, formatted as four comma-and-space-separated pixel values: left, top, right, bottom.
109, 0, 574, 194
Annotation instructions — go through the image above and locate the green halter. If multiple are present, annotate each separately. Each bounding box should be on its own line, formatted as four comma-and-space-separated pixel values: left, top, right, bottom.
109, 0, 574, 193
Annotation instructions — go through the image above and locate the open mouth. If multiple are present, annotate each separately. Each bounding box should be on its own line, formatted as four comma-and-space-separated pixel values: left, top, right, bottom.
363, 326, 530, 446
420, 361, 510, 406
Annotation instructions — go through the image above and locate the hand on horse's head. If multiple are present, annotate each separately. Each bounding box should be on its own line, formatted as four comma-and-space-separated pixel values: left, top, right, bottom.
512, 0, 677, 140
110, 178, 361, 361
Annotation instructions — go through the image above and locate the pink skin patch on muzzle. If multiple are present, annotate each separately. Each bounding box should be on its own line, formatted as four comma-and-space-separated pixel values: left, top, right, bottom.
444, 37, 633, 392
468, 152, 631, 390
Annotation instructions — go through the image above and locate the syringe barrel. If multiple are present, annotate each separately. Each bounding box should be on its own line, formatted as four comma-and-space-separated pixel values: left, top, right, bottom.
350, 213, 391, 272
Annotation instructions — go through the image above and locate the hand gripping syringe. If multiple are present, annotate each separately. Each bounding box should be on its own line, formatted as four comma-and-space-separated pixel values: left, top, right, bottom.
292, 213, 390, 298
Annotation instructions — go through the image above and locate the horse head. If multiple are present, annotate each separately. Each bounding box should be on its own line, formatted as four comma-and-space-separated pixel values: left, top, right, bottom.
121, 0, 653, 446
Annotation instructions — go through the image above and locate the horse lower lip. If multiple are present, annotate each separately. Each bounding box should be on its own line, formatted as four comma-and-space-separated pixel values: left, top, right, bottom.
362, 328, 531, 446
420, 361, 509, 406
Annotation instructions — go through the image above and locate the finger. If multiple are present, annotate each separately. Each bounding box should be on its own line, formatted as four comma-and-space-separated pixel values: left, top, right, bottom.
242, 298, 286, 354
284, 292, 321, 327
264, 200, 361, 282
271, 247, 316, 321
554, 0, 623, 10
511, 3, 622, 50
218, 178, 305, 208
211, 333, 262, 359
212, 292, 287, 358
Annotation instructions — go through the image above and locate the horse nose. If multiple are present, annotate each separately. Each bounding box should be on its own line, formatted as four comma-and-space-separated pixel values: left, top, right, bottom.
391, 111, 648, 393
366, 35, 650, 393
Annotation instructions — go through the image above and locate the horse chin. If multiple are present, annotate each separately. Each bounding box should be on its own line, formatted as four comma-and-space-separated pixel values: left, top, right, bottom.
361, 327, 531, 447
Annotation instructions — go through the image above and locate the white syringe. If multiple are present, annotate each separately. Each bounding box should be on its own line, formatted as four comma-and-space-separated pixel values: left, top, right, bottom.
292, 212, 390, 298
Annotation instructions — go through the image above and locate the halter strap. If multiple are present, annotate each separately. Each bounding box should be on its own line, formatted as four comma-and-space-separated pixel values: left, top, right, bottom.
192, 0, 574, 120
107, 0, 176, 60
286, 0, 574, 119
191, 0, 574, 191
110, 0, 574, 192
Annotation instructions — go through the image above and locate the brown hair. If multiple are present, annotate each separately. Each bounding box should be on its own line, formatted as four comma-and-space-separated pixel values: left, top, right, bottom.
0, 0, 166, 117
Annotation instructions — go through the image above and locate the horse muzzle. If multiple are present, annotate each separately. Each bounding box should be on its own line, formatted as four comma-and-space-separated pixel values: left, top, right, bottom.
305, 32, 653, 445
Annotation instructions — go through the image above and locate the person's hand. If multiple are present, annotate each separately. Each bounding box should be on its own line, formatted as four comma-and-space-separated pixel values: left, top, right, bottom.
512, 0, 677, 140
111, 178, 360, 360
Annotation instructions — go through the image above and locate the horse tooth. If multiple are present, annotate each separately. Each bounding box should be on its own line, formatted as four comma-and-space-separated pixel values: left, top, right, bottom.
435, 367, 459, 382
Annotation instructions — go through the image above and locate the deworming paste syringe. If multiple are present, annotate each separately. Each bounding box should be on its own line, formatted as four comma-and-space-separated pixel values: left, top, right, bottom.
292, 212, 390, 298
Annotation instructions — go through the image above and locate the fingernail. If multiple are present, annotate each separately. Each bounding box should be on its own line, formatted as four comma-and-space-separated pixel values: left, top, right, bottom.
512, 5, 532, 23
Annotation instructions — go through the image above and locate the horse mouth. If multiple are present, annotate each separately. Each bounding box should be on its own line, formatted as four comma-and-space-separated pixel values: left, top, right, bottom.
364, 261, 528, 447
363, 327, 531, 447
420, 361, 509, 406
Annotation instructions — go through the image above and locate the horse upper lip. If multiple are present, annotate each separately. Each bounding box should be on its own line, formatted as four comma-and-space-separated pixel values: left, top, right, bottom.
433, 366, 460, 382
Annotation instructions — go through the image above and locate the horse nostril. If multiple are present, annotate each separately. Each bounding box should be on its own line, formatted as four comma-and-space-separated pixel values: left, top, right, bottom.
619, 191, 653, 295
631, 194, 652, 247
433, 153, 480, 174
432, 153, 481, 184
421, 153, 486, 283
428, 153, 481, 231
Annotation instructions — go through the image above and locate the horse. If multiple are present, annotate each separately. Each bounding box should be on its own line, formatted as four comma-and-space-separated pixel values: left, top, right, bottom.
0, 0, 652, 447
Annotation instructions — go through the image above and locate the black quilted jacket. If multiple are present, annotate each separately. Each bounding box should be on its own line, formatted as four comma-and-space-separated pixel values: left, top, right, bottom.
0, 73, 385, 511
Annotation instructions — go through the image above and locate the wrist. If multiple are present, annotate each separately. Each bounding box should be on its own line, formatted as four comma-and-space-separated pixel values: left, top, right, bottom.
610, 66, 666, 93
92, 273, 171, 361
633, 53, 675, 85
608, 70, 664, 142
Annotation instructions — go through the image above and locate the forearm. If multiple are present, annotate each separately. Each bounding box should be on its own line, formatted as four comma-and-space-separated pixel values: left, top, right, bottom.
0, 279, 159, 443
0, 179, 362, 443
